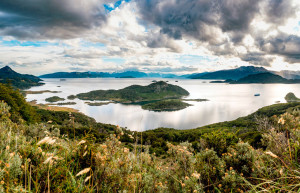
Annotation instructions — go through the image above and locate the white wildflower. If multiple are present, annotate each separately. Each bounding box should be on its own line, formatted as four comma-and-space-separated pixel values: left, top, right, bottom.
84, 175, 92, 183
43, 156, 62, 165
76, 168, 91, 177
83, 151, 87, 157
265, 151, 278, 158
43, 156, 54, 165
77, 140, 86, 146
191, 172, 200, 179
37, 137, 56, 145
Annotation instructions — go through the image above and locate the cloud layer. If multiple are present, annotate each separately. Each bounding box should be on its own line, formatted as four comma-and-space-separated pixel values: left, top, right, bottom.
0, 0, 300, 74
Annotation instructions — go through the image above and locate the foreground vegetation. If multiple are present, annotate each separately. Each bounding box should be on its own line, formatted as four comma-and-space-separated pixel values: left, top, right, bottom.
0, 100, 299, 192
0, 83, 300, 192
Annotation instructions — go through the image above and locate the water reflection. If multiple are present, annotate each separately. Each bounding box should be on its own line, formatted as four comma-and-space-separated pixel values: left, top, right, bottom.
25, 78, 300, 131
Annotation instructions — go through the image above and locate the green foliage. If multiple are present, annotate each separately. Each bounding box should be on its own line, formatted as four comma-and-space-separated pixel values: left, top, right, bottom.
0, 66, 44, 89
36, 108, 117, 142
223, 142, 255, 177
0, 83, 39, 123
0, 100, 299, 192
201, 131, 239, 156
195, 149, 225, 187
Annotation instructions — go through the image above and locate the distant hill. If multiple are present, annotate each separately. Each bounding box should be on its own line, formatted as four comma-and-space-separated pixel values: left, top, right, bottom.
0, 66, 44, 89
189, 66, 269, 80
285, 92, 300, 102
231, 72, 300, 84
72, 81, 190, 103
40, 71, 183, 79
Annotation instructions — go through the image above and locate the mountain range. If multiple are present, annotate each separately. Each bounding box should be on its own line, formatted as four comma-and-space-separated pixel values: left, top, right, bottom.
210, 72, 300, 84
40, 66, 300, 80
0, 66, 44, 89
188, 66, 269, 80
39, 71, 186, 79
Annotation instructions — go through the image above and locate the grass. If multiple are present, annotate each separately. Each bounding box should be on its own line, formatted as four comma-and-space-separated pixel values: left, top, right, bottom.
29, 101, 79, 113
0, 100, 299, 192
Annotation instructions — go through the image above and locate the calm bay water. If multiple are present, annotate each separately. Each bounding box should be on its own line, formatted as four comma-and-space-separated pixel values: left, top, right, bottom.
25, 78, 300, 131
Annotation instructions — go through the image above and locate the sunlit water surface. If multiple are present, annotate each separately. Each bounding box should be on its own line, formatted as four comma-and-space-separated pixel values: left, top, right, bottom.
25, 78, 300, 131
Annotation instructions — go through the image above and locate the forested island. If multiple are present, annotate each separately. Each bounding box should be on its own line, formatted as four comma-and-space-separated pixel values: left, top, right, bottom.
45, 96, 65, 103
72, 81, 189, 103
142, 99, 191, 111
68, 81, 199, 111
285, 92, 300, 102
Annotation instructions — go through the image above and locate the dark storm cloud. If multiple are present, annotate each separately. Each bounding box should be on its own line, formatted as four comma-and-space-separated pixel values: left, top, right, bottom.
136, 0, 261, 44
136, 0, 300, 64
265, 0, 297, 25
0, 0, 112, 39
259, 34, 300, 63
137, 0, 297, 43
240, 52, 274, 66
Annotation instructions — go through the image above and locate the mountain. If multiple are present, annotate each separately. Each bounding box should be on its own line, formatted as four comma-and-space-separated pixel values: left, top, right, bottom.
72, 81, 189, 103
189, 66, 269, 80
0, 66, 44, 89
231, 72, 300, 84
40, 71, 182, 79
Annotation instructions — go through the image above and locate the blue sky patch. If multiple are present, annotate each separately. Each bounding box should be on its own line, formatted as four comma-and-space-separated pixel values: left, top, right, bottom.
0, 37, 59, 47
104, 0, 131, 12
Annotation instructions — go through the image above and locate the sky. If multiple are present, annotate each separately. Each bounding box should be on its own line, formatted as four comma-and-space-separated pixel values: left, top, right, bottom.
0, 0, 300, 75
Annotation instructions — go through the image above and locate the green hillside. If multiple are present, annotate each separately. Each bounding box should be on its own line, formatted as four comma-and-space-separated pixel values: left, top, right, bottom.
0, 66, 44, 89
232, 72, 300, 84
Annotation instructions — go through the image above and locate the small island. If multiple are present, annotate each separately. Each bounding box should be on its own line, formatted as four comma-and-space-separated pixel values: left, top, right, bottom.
67, 95, 76, 100
45, 96, 65, 103
285, 92, 300, 102
56, 102, 76, 105
183, 99, 209, 102
85, 102, 112, 106
142, 100, 191, 112
24, 90, 61, 94
71, 81, 190, 103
